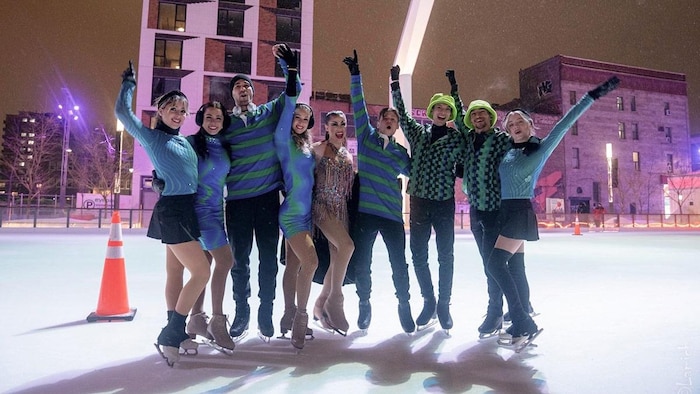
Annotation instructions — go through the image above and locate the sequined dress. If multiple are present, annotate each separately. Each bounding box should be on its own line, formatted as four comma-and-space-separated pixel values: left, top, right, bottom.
312, 145, 354, 230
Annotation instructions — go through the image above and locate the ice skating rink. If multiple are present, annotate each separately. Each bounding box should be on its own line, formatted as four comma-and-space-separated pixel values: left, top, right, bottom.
1, 228, 698, 394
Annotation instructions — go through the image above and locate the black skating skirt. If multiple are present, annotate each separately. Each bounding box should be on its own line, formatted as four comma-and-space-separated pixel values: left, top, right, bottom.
497, 199, 540, 241
147, 193, 201, 244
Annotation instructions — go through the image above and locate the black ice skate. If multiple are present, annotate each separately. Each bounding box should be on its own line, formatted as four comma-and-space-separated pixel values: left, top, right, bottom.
437, 301, 453, 336
416, 297, 437, 332
229, 302, 250, 342
478, 314, 503, 339
257, 302, 274, 343
154, 324, 196, 367
357, 300, 372, 333
398, 302, 415, 334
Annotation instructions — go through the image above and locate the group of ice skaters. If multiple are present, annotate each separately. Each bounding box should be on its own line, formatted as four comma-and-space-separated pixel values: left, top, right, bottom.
115, 42, 620, 366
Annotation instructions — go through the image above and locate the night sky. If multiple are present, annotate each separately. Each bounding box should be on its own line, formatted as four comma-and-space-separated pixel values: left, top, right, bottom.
2, 1, 699, 137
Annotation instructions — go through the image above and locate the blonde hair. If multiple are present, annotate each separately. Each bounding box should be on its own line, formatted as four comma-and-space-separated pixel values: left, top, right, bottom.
502, 109, 537, 136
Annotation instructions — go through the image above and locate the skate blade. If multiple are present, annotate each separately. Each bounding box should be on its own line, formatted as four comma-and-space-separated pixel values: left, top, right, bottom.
442, 329, 451, 337
206, 341, 235, 356
258, 331, 272, 343
179, 339, 199, 356
154, 343, 179, 367
231, 330, 248, 343
479, 330, 501, 340
416, 318, 438, 332
514, 328, 544, 353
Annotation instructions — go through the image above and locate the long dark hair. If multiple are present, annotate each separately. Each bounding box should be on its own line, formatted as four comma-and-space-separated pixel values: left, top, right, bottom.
192, 102, 232, 159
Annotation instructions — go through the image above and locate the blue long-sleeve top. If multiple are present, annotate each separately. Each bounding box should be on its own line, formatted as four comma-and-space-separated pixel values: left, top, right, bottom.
351, 74, 410, 223
186, 134, 229, 212
115, 81, 197, 196
500, 94, 594, 199
222, 58, 302, 200
274, 95, 315, 238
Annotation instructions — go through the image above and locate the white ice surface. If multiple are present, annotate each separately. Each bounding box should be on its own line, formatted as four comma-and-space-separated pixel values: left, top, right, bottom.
0, 228, 698, 393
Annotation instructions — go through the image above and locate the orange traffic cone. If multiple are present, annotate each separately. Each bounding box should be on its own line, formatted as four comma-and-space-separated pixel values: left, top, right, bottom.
87, 211, 137, 322
572, 214, 582, 236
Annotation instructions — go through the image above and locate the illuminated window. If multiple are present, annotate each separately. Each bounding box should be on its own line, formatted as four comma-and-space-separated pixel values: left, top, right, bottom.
632, 151, 640, 171
157, 2, 186, 32
154, 38, 183, 69
618, 122, 626, 140
666, 154, 674, 173
616, 96, 624, 111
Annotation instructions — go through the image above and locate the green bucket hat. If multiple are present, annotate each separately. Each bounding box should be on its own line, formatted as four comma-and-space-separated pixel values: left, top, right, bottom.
426, 93, 457, 122
464, 99, 497, 129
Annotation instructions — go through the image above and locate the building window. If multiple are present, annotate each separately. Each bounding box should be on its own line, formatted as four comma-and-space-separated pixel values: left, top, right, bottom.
572, 147, 580, 169
208, 77, 235, 110
612, 158, 619, 188
630, 96, 636, 112
569, 91, 577, 105
632, 123, 639, 140
158, 2, 186, 32
593, 181, 601, 203
154, 38, 183, 69
571, 121, 578, 136
618, 122, 626, 140
632, 151, 640, 171
276, 15, 301, 43
665, 127, 672, 143
666, 154, 674, 173
151, 77, 181, 105
277, 0, 301, 10
616, 96, 624, 111
217, 9, 244, 37
664, 102, 671, 115
267, 83, 286, 103
224, 43, 252, 74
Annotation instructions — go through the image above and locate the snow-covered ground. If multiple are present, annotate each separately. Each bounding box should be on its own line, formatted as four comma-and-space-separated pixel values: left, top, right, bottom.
1, 228, 698, 393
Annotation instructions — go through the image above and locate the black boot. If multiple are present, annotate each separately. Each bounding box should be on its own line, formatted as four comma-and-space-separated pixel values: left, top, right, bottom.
437, 300, 453, 330
398, 302, 415, 333
478, 313, 503, 336
229, 302, 250, 338
258, 302, 274, 339
357, 300, 372, 330
157, 311, 190, 347
416, 296, 437, 327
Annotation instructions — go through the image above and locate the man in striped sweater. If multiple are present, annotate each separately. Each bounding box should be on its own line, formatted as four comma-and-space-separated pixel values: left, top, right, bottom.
222, 44, 300, 341
343, 51, 414, 334
391, 65, 467, 334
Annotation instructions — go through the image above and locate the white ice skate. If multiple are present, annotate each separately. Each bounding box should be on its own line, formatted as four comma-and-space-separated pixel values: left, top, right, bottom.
416, 317, 438, 332
497, 328, 544, 353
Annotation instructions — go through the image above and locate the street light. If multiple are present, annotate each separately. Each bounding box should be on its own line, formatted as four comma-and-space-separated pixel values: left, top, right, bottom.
114, 120, 125, 210
605, 143, 613, 212
58, 104, 79, 209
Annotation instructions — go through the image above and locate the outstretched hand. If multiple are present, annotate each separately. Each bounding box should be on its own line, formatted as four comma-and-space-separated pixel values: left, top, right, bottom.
122, 60, 135, 83
446, 69, 458, 94
343, 49, 360, 75
391, 65, 401, 81
588, 76, 620, 100
277, 44, 298, 69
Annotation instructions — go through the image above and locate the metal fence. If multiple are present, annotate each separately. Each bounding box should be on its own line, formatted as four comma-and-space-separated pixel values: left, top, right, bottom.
0, 207, 150, 229
2, 206, 699, 231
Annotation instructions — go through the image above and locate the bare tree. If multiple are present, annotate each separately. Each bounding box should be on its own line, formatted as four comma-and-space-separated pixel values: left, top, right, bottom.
68, 127, 118, 209
665, 166, 700, 215
616, 170, 659, 214
0, 113, 62, 204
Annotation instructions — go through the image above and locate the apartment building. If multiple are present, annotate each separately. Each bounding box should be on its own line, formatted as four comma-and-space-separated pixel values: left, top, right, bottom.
128, 0, 313, 209
500, 55, 693, 215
